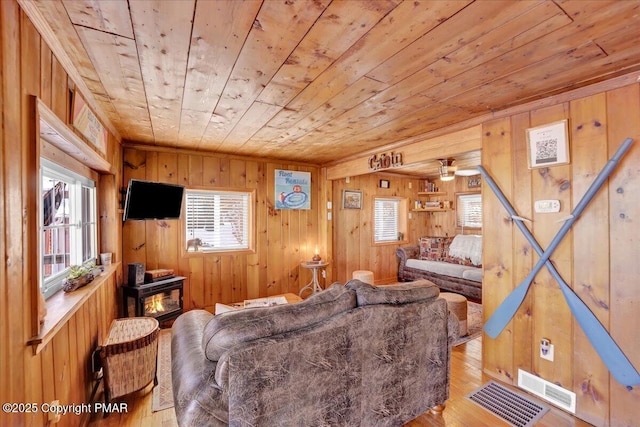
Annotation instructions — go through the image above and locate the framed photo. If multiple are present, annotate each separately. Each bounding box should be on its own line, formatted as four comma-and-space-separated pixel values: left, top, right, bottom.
342, 190, 362, 209
526, 119, 570, 168
379, 179, 390, 189
467, 176, 481, 188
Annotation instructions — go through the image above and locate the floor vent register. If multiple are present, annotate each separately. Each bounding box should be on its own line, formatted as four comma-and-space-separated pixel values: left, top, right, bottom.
465, 381, 549, 427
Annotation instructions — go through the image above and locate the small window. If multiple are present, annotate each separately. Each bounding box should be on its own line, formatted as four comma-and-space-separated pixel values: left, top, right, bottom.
41, 158, 97, 298
456, 192, 482, 229
185, 189, 253, 252
374, 197, 406, 243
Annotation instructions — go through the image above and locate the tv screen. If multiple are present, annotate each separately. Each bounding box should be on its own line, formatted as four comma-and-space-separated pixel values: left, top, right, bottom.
123, 179, 185, 221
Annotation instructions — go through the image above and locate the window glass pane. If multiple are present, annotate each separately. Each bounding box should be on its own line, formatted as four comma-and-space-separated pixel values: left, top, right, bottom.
41, 159, 97, 298
374, 198, 399, 242
42, 177, 72, 282
456, 193, 482, 228
186, 190, 250, 251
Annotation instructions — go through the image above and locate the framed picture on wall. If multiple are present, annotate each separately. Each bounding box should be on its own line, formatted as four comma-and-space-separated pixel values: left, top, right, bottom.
342, 190, 362, 209
526, 119, 570, 168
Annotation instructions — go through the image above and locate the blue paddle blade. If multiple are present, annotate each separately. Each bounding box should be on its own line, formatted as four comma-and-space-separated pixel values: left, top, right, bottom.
558, 283, 640, 387
483, 280, 532, 338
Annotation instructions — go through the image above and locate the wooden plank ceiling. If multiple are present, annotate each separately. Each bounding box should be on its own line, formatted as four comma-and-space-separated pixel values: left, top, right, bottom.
28, 0, 640, 175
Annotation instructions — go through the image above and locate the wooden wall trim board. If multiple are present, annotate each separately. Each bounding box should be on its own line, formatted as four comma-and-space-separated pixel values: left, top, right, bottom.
38, 97, 112, 173
123, 141, 321, 168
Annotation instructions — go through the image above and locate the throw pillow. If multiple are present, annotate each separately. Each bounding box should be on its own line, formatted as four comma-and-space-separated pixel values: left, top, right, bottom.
418, 236, 454, 261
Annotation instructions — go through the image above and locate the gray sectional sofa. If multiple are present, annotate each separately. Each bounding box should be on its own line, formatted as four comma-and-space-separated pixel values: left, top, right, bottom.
171, 279, 457, 426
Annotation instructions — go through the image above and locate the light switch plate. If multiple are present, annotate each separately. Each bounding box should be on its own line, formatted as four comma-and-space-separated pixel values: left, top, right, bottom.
535, 199, 560, 213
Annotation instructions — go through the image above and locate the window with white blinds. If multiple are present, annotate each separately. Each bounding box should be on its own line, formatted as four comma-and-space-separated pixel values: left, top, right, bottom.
374, 198, 400, 242
456, 192, 482, 229
185, 189, 252, 252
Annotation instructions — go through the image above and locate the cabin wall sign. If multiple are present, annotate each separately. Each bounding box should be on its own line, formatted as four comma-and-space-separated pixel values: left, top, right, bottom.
368, 152, 403, 171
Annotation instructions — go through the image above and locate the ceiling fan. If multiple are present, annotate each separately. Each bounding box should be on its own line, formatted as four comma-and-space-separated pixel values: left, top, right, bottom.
438, 158, 480, 181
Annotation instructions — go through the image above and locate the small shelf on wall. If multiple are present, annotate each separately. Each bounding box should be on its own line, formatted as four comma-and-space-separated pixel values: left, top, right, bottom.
417, 191, 447, 196
411, 207, 451, 212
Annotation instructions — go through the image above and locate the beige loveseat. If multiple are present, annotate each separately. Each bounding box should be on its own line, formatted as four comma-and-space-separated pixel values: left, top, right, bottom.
171, 280, 457, 426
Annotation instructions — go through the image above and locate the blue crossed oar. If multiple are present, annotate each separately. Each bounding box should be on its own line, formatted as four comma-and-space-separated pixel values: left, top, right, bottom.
479, 137, 639, 386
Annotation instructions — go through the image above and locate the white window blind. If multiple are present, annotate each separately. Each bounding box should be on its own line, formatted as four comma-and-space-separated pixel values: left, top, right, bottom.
374, 198, 399, 242
185, 190, 250, 251
456, 193, 482, 228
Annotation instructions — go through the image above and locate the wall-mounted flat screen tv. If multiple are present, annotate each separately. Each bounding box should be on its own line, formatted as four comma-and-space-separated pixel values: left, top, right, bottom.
123, 179, 185, 221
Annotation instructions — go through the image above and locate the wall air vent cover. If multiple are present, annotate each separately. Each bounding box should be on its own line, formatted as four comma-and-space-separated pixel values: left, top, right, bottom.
466, 381, 549, 427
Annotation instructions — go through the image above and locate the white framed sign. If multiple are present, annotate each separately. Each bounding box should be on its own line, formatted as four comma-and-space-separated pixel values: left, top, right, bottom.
526, 119, 570, 168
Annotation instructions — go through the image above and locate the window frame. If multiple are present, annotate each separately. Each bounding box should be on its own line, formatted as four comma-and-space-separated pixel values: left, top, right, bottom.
372, 196, 408, 246
455, 191, 482, 230
182, 186, 256, 257
40, 158, 97, 299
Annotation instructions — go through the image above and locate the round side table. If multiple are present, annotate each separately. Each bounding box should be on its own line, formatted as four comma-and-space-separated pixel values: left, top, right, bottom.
299, 261, 328, 297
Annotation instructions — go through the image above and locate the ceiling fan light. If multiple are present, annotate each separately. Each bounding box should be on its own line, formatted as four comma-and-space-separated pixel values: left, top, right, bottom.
438, 158, 456, 181
455, 169, 481, 176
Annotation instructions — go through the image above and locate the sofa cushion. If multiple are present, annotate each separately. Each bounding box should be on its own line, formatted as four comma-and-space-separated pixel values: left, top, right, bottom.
462, 268, 483, 283
202, 283, 356, 361
345, 279, 439, 306
406, 259, 482, 283
418, 236, 453, 261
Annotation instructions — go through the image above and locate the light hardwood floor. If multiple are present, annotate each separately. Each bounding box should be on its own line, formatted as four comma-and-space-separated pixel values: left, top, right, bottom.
88, 336, 592, 427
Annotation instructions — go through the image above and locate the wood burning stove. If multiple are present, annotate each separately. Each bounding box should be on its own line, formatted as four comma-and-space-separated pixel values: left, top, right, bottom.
122, 276, 185, 323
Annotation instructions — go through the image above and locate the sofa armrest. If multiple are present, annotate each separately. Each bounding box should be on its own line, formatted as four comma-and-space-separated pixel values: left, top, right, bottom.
171, 310, 228, 426
396, 245, 419, 261
396, 246, 419, 281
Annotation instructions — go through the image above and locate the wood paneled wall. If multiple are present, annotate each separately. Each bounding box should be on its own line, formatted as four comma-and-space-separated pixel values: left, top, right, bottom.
332, 174, 424, 284
481, 83, 640, 426
331, 173, 481, 285
122, 147, 321, 312
1, 2, 121, 426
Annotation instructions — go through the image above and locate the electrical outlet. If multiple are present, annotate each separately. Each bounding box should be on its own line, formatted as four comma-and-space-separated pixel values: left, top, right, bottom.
540, 338, 554, 361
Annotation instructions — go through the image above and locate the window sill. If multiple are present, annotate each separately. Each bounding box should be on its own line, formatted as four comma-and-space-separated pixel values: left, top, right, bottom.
373, 239, 409, 247
28, 263, 120, 355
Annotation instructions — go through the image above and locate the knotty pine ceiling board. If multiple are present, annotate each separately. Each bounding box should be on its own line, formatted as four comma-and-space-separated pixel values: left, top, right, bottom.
75, 26, 152, 142
251, 76, 390, 153
129, 0, 196, 145
62, 0, 134, 39
365, 0, 544, 85
179, 0, 261, 147
260, 1, 471, 135
200, 0, 331, 151
255, 1, 399, 108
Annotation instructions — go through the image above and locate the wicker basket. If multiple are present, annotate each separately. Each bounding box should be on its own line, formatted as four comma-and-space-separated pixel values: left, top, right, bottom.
99, 317, 160, 403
